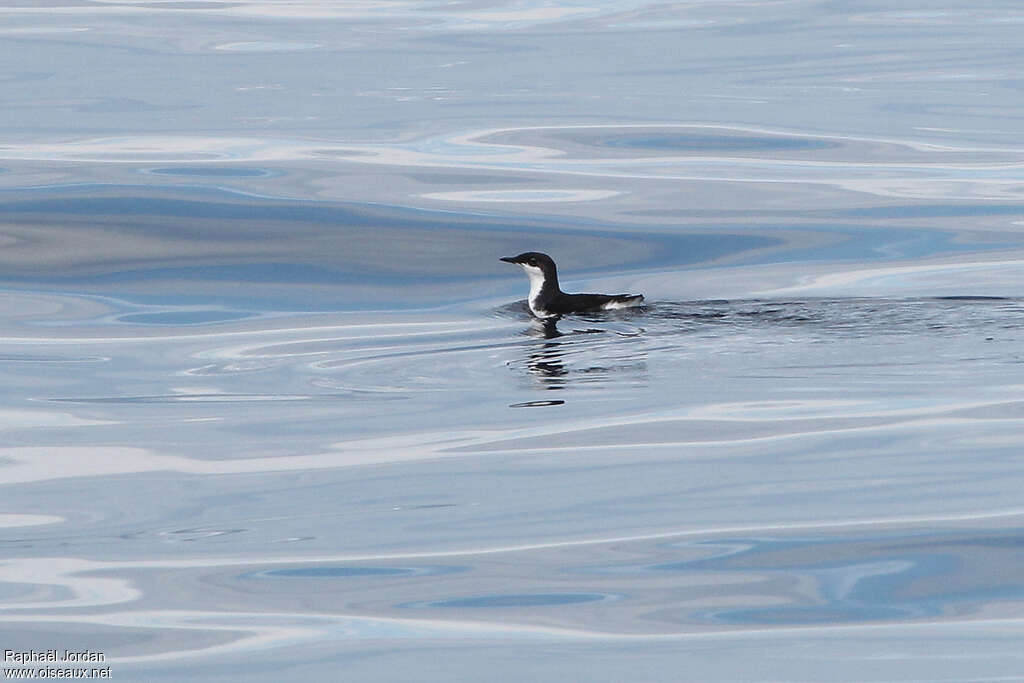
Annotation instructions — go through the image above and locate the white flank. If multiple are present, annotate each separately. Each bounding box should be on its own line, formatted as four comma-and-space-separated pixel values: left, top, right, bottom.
602, 296, 643, 310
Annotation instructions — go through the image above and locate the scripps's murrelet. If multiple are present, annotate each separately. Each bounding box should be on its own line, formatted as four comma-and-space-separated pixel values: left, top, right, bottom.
501, 252, 644, 319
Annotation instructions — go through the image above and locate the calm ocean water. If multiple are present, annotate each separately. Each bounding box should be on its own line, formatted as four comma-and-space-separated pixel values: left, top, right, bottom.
3, 1, 1024, 680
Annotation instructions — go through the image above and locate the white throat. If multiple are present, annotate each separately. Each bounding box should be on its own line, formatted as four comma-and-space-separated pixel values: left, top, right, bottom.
522, 264, 549, 316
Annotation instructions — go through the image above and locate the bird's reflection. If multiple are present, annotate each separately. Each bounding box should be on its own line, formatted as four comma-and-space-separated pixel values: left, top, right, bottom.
517, 318, 647, 392
521, 320, 568, 389
527, 341, 569, 389
528, 318, 564, 339
526, 317, 606, 339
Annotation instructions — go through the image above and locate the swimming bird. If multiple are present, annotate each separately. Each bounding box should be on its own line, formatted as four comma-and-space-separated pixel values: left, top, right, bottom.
500, 252, 644, 319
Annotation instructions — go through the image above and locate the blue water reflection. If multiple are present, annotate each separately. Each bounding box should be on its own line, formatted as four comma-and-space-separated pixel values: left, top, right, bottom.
147, 167, 273, 178
255, 566, 466, 579
118, 310, 254, 325
400, 593, 619, 609
578, 529, 1024, 626
838, 204, 1024, 219
580, 132, 838, 152
5, 187, 1023, 317
0, 187, 787, 311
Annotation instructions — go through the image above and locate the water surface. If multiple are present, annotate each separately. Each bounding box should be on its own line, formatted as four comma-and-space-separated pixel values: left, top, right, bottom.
3, 1, 1024, 681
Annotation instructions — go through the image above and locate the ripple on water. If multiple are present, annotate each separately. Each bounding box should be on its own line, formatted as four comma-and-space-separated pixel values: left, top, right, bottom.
399, 593, 620, 609
642, 296, 1024, 339
213, 42, 322, 52
0, 354, 107, 363
188, 297, 1024, 404
47, 393, 354, 404
117, 310, 255, 325
420, 189, 622, 203
146, 167, 274, 178
252, 565, 467, 579
572, 526, 1024, 627
591, 131, 839, 153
